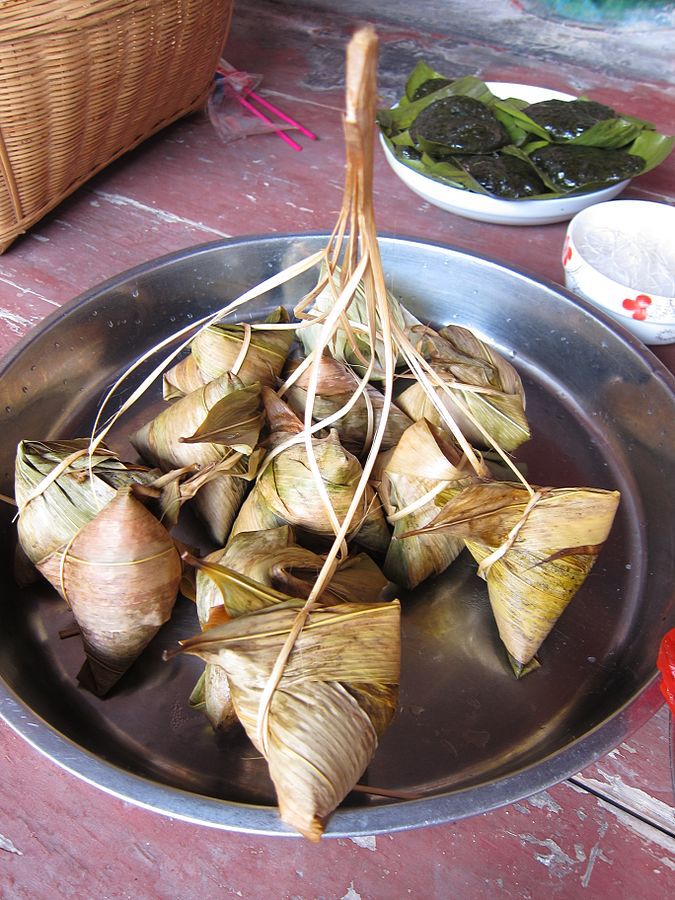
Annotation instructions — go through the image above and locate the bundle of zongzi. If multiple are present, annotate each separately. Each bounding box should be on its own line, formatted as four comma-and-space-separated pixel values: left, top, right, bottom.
131, 374, 264, 544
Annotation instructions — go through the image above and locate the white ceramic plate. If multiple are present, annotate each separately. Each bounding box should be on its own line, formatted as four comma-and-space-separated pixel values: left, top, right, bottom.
379, 82, 631, 227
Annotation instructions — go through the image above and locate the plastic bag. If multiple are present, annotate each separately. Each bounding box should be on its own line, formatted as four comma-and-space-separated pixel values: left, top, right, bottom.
208, 60, 298, 145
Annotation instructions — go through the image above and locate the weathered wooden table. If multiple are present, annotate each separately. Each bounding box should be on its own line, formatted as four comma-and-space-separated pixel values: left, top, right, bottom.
1, 2, 673, 896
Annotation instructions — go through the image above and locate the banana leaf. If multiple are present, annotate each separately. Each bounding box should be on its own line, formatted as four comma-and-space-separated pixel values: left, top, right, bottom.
172, 598, 400, 840
130, 375, 264, 544
163, 306, 294, 399
38, 488, 182, 696
230, 391, 390, 553
375, 419, 482, 589
378, 67, 673, 199
396, 324, 530, 452
404, 60, 447, 103
284, 355, 412, 457
14, 439, 180, 566
405, 481, 620, 675
377, 74, 497, 135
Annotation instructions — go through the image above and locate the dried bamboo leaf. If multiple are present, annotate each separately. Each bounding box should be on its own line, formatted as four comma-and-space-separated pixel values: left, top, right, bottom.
190, 526, 388, 730
376, 419, 481, 588
163, 307, 294, 399
229, 429, 390, 553
284, 355, 411, 456
14, 439, 173, 565
38, 488, 182, 696
396, 324, 530, 451
197, 527, 388, 624
131, 375, 263, 543
298, 263, 419, 380
178, 383, 264, 454
173, 599, 400, 839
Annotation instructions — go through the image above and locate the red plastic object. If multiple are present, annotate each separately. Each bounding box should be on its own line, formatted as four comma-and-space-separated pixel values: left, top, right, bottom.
656, 628, 675, 712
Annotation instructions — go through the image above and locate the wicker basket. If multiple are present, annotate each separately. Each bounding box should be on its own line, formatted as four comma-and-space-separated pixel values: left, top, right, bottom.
0, 0, 234, 252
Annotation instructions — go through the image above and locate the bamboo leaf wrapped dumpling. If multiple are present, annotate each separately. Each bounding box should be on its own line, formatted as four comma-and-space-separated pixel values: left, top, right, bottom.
188, 526, 389, 729
229, 389, 390, 553
131, 375, 264, 544
407, 480, 620, 674
375, 419, 484, 589
283, 355, 412, 457
171, 598, 400, 840
297, 262, 420, 380
397, 324, 530, 452
14, 439, 179, 566
163, 307, 295, 399
38, 487, 182, 696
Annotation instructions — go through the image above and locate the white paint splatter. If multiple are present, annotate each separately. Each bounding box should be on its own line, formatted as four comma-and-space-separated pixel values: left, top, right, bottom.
580, 822, 611, 888
0, 307, 35, 334
582, 773, 675, 831
0, 277, 57, 306
93, 191, 231, 237
659, 855, 675, 871
341, 881, 362, 900
528, 791, 563, 814
0, 834, 22, 855
350, 835, 377, 851
513, 833, 577, 875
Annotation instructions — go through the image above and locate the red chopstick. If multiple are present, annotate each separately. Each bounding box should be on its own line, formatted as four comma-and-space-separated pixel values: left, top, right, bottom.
234, 92, 304, 152
248, 90, 318, 142
215, 64, 317, 151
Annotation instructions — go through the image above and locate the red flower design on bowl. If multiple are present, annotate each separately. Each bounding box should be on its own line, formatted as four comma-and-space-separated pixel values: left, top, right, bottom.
622, 294, 652, 321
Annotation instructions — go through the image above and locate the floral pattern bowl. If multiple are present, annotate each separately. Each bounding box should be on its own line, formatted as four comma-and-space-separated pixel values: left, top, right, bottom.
563, 199, 675, 345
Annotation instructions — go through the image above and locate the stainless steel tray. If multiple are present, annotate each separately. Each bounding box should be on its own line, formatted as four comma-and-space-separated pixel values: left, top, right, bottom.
1, 234, 673, 837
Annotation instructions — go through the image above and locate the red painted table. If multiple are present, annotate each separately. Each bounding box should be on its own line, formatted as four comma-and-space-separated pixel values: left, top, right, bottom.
1, 2, 673, 896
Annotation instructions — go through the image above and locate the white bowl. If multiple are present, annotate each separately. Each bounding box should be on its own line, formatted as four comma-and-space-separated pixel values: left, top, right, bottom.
379, 82, 631, 227
563, 199, 675, 345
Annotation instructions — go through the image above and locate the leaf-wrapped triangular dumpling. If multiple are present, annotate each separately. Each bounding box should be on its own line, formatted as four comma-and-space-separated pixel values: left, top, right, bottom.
297, 262, 420, 380
163, 306, 294, 399
38, 487, 182, 695
408, 481, 620, 674
396, 324, 530, 452
284, 355, 411, 457
229, 390, 390, 553
130, 375, 264, 544
172, 598, 400, 839
189, 526, 389, 729
14, 438, 180, 566
375, 419, 483, 589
